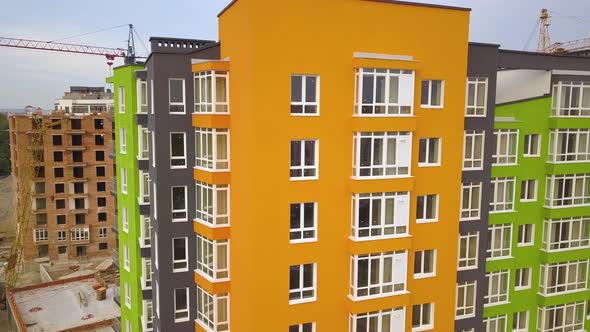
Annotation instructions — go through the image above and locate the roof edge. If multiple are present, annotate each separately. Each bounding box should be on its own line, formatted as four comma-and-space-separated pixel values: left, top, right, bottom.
469, 41, 501, 48
364, 0, 471, 12
218, 0, 238, 17
498, 48, 590, 59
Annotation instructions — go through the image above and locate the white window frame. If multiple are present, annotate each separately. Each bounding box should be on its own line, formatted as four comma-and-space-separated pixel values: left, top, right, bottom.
492, 129, 518, 165
140, 215, 151, 248
418, 138, 441, 167
123, 245, 130, 272
490, 177, 516, 213
124, 282, 131, 309
291, 74, 320, 116
455, 281, 477, 319
57, 230, 67, 241
290, 139, 319, 180
289, 322, 316, 332
548, 128, 590, 163
545, 173, 590, 208
118, 86, 125, 114
421, 79, 444, 108
460, 182, 482, 221
514, 267, 531, 291
487, 223, 512, 259
170, 132, 187, 169
194, 128, 230, 171
350, 307, 406, 332
196, 286, 230, 332
174, 288, 190, 322
119, 127, 126, 154
466, 77, 487, 117
172, 237, 189, 272
520, 179, 537, 202
355, 68, 415, 116
98, 227, 107, 238
463, 130, 485, 170
139, 170, 150, 205
154, 231, 158, 268
142, 299, 154, 332
551, 81, 590, 117
523, 134, 541, 157
517, 224, 534, 247
542, 216, 590, 252
120, 167, 127, 194
414, 249, 436, 279
70, 228, 89, 241
484, 315, 507, 332
151, 130, 156, 168
33, 228, 48, 242
512, 311, 529, 332
458, 232, 479, 270
196, 234, 230, 281
350, 251, 407, 300
351, 192, 409, 240
289, 263, 317, 304
137, 79, 148, 114
195, 181, 230, 227
169, 78, 186, 114
539, 260, 589, 296
141, 257, 153, 290
484, 270, 509, 306
353, 131, 412, 178
290, 202, 317, 244
416, 194, 438, 223
138, 126, 149, 160
194, 70, 229, 114
412, 303, 434, 331
171, 186, 188, 222
122, 206, 129, 233
537, 302, 586, 331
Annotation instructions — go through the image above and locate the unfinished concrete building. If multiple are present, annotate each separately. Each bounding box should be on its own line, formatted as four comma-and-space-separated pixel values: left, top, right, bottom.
54, 86, 114, 115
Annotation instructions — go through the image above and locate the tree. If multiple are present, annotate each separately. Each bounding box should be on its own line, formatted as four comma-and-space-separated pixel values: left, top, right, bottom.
0, 113, 11, 176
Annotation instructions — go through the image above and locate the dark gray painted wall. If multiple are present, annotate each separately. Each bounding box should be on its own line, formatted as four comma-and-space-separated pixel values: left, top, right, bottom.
146, 42, 220, 332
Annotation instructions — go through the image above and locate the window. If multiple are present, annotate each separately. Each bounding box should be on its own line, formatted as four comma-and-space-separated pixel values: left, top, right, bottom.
412, 303, 434, 331
539, 260, 588, 295
99, 243, 108, 250
350, 251, 407, 299
174, 288, 189, 322
34, 182, 45, 195
195, 181, 229, 226
138, 80, 148, 114
194, 70, 229, 113
350, 307, 406, 332
487, 224, 512, 259
549, 129, 590, 162
119, 127, 126, 154
416, 194, 438, 223
194, 128, 230, 171
94, 118, 104, 130
141, 258, 152, 289
50, 118, 62, 129
353, 132, 411, 178
154, 232, 158, 268
98, 212, 107, 222
118, 87, 125, 113
123, 283, 131, 310
122, 207, 129, 232
290, 140, 318, 180
142, 300, 154, 332
291, 74, 319, 115
290, 202, 317, 243
414, 250, 436, 278
552, 81, 590, 117
71, 118, 81, 130
492, 129, 518, 165
139, 170, 150, 204
140, 215, 151, 247
36, 213, 47, 225
170, 132, 187, 168
484, 315, 507, 332
72, 134, 83, 145
97, 182, 106, 192
72, 150, 83, 162
56, 215, 66, 225
95, 134, 105, 146
54, 167, 64, 178
138, 126, 149, 159
520, 179, 537, 202
151, 130, 156, 167
466, 77, 487, 116
53, 151, 63, 162
461, 182, 481, 221
523, 134, 540, 157
99, 227, 107, 238
75, 213, 85, 224
355, 68, 414, 116
456, 281, 476, 319
172, 237, 188, 272
196, 234, 229, 280
169, 78, 185, 113
96, 166, 105, 177
463, 130, 485, 169
421, 80, 444, 108
123, 245, 130, 271
517, 224, 534, 246
171, 186, 188, 221
153, 182, 157, 219
512, 311, 528, 332
537, 302, 585, 331
120, 168, 127, 194
33, 198, 46, 210
52, 135, 62, 146
542, 216, 590, 251
34, 229, 48, 242
490, 177, 515, 213
545, 173, 590, 208
289, 322, 315, 332
514, 267, 531, 290
352, 192, 409, 239
73, 166, 83, 178
289, 263, 316, 303
95, 151, 104, 161
484, 270, 509, 305
72, 182, 85, 194
418, 138, 441, 166
196, 286, 229, 331
55, 199, 65, 209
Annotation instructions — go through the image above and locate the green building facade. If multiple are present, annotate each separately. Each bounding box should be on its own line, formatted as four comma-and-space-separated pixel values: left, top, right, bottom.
484, 72, 590, 331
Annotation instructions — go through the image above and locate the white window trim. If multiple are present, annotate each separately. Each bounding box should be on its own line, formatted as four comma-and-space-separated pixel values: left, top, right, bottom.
119, 127, 126, 154
537, 302, 586, 331
170, 132, 187, 169
457, 232, 479, 271
523, 134, 541, 157
118, 86, 125, 114
551, 81, 590, 118
351, 192, 410, 241
517, 224, 535, 247
289, 322, 316, 332
290, 202, 318, 244
542, 216, 590, 252
172, 237, 189, 273
195, 181, 230, 227
120, 167, 127, 194
349, 251, 408, 301
492, 129, 519, 166
137, 79, 148, 114
141, 257, 153, 290
196, 234, 230, 282
412, 303, 435, 331
460, 182, 482, 221
418, 137, 442, 167
194, 127, 230, 172
173, 288, 190, 322
354, 68, 415, 117
142, 300, 154, 332
416, 194, 439, 224
122, 206, 129, 233
291, 74, 320, 116
139, 215, 151, 248
123, 245, 130, 272
193, 70, 230, 114
520, 179, 537, 202
490, 177, 516, 214
353, 131, 412, 179
539, 260, 589, 296
98, 227, 108, 238
289, 263, 317, 305
455, 281, 477, 319
169, 78, 186, 114
195, 286, 230, 331
421, 79, 445, 109
138, 170, 150, 205
171, 186, 188, 222
484, 270, 510, 306
414, 249, 437, 279
514, 267, 532, 291
544, 173, 590, 209
124, 282, 131, 309
56, 230, 67, 241
137, 126, 149, 160
484, 315, 507, 332
465, 77, 487, 117
290, 139, 319, 181
487, 223, 513, 260
463, 130, 485, 170
350, 308, 406, 332
548, 128, 590, 163
512, 311, 529, 332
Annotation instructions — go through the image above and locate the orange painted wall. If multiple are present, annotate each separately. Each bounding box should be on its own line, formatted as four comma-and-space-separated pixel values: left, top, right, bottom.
214, 0, 470, 330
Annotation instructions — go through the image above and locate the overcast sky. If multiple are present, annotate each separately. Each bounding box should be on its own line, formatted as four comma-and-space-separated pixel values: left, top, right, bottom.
1, 0, 589, 109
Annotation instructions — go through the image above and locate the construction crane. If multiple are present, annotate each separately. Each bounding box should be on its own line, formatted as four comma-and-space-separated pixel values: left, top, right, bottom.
538, 9, 551, 52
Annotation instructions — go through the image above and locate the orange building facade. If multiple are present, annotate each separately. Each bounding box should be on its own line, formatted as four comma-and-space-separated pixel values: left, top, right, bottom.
191, 0, 470, 330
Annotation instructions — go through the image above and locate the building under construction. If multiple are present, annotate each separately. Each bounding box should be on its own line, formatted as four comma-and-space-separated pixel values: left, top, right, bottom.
8, 101, 116, 262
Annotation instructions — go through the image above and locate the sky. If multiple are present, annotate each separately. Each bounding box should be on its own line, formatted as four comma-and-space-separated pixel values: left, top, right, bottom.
1, 0, 589, 109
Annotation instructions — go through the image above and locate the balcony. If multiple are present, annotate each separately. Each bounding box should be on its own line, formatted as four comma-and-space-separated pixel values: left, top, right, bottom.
112, 249, 119, 268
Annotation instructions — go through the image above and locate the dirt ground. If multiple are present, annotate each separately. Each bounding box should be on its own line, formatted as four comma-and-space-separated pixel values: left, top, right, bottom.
0, 175, 15, 331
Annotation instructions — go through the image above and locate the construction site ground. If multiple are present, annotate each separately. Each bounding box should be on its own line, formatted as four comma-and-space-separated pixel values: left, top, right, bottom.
0, 175, 15, 331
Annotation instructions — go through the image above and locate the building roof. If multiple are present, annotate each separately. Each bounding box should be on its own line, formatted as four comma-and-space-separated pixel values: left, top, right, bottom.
7, 275, 120, 332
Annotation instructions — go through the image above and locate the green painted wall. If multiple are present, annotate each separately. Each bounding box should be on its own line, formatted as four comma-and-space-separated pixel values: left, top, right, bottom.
485, 96, 590, 331
107, 64, 144, 332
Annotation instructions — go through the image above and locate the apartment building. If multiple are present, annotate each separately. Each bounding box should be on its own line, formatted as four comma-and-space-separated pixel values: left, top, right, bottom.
9, 110, 116, 261
54, 86, 114, 114
107, 63, 152, 332
186, 0, 469, 330
481, 50, 590, 331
